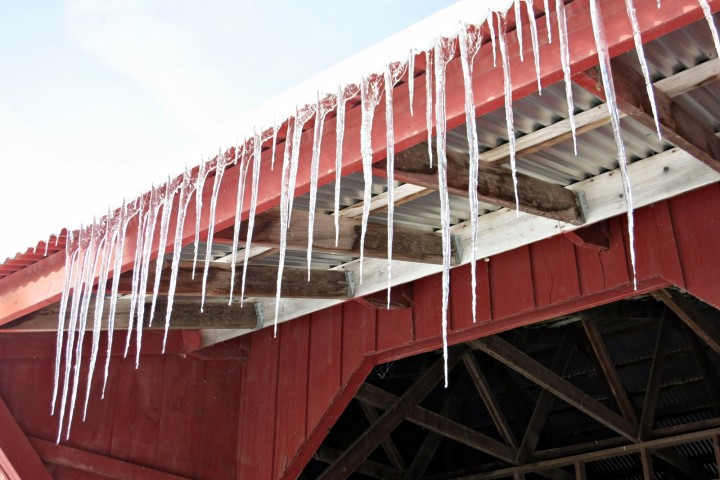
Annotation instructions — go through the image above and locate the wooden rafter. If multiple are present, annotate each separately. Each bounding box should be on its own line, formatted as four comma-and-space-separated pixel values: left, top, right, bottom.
357, 402, 406, 471
638, 311, 672, 441
214, 208, 455, 265
0, 398, 51, 480
318, 348, 464, 480
653, 289, 720, 355
575, 60, 720, 173
314, 446, 403, 480
379, 144, 585, 225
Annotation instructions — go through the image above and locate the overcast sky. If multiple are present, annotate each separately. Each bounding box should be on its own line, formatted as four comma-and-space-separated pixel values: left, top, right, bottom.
0, 0, 456, 259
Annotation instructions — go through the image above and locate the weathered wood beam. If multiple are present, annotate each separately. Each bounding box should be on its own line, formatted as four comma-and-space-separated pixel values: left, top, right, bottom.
118, 262, 353, 299
214, 207, 455, 265
575, 60, 720, 173
382, 144, 584, 225
515, 330, 575, 463
582, 319, 638, 424
639, 312, 672, 441
318, 348, 464, 480
356, 383, 517, 464
6, 299, 262, 332
30, 437, 189, 480
462, 352, 517, 448
314, 446, 403, 480
340, 183, 434, 219
469, 336, 637, 441
0, 398, 51, 480
358, 403, 407, 471
653, 289, 720, 355
640, 447, 655, 480
654, 57, 720, 98
683, 324, 720, 415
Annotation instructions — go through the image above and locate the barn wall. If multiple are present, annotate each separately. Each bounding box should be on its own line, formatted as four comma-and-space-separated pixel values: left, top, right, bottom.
0, 184, 719, 479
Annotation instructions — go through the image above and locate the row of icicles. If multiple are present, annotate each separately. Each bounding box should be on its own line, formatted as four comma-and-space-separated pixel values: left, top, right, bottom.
48, 0, 720, 440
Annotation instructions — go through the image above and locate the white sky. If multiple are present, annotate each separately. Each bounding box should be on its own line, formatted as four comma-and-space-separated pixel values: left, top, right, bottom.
0, 0, 460, 260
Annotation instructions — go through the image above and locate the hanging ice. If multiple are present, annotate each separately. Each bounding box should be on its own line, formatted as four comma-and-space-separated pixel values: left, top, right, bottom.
699, 0, 720, 65
334, 85, 356, 246
192, 159, 210, 279
435, 34, 457, 388
408, 49, 416, 116
229, 142, 250, 304
497, 14, 521, 214
359, 75, 382, 283
149, 178, 180, 327
201, 151, 230, 312
543, 0, 552, 43
459, 25, 482, 324
515, 0, 524, 62
425, 50, 434, 168
556, 0, 578, 155
307, 93, 336, 280
589, 0, 637, 289
526, 0, 543, 93
52, 230, 77, 416
240, 134, 263, 302
271, 121, 278, 171
625, 0, 662, 138
124, 196, 146, 357
487, 8, 498, 67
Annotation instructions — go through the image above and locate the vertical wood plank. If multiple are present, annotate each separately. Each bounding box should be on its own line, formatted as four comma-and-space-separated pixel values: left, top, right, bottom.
376, 307, 414, 353
575, 217, 631, 295
155, 355, 199, 477
341, 302, 377, 384
236, 327, 280, 479
530, 236, 581, 308
631, 201, 684, 287
490, 245, 535, 319
273, 316, 311, 478
307, 306, 343, 433
450, 261, 492, 331
413, 274, 443, 341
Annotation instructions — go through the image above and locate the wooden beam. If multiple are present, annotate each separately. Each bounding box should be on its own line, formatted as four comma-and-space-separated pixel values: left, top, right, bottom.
0, 398, 51, 480
214, 208, 454, 265
340, 183, 434, 219
462, 352, 517, 448
640, 447, 655, 480
318, 348, 464, 480
582, 319, 638, 424
639, 312, 672, 440
575, 60, 720, 173
683, 324, 720, 415
653, 289, 720, 355
314, 446, 403, 480
654, 57, 720, 98
358, 402, 406, 471
356, 383, 517, 464
5, 299, 262, 332
383, 144, 585, 225
30, 437, 189, 480
470, 336, 637, 441
118, 262, 353, 299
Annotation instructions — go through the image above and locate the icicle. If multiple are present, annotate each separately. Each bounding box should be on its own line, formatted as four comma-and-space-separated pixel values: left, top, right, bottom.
435, 35, 456, 388
52, 230, 77, 416
487, 9, 498, 67
102, 200, 131, 398
526, 0, 543, 94
124, 196, 146, 357
699, 0, 720, 60
44, 237, 50, 256
192, 159, 209, 279
307, 93, 335, 280
163, 168, 196, 351
556, 0, 578, 154
498, 15, 521, 215
149, 178, 179, 326
589, 0, 637, 290
459, 26, 482, 325
515, 0, 525, 62
229, 143, 250, 303
274, 105, 316, 333
83, 213, 113, 420
384, 65, 396, 307
240, 134, 262, 302
201, 151, 229, 312
543, 0, 552, 43
271, 121, 278, 171
333, 84, 359, 247
408, 49, 416, 116
425, 50, 434, 168
359, 75, 382, 283
625, 0, 661, 139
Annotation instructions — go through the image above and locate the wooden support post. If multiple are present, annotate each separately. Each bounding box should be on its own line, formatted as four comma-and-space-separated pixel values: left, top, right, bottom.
638, 311, 671, 441
382, 144, 585, 225
574, 460, 587, 480
640, 447, 655, 480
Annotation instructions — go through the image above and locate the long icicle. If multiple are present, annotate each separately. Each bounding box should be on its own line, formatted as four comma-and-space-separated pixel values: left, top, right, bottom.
589, 0, 637, 290
229, 142, 248, 304
240, 134, 262, 302
384, 64, 399, 307
699, 0, 720, 60
149, 178, 179, 326
307, 93, 334, 280
359, 75, 382, 283
124, 196, 146, 357
487, 8, 498, 67
192, 159, 209, 279
425, 50, 434, 168
498, 14, 520, 215
408, 50, 416, 116
556, 0, 578, 154
52, 230, 77, 416
526, 0, 543, 94
201, 151, 229, 312
435, 35, 456, 388
515, 0, 524, 62
163, 167, 196, 351
334, 85, 349, 246
543, 0, 552, 43
459, 25, 482, 325
625, 0, 661, 138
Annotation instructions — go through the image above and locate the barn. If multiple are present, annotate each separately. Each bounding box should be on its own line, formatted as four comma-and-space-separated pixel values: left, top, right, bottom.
3, 0, 720, 478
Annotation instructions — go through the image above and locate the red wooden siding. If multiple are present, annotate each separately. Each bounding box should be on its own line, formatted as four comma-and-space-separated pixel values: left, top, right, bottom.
0, 184, 719, 479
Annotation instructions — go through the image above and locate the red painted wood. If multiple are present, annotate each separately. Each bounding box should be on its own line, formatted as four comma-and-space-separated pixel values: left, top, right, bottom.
0, 396, 51, 480
306, 307, 342, 432
489, 245, 535, 319
450, 259, 492, 331
669, 184, 720, 308
273, 316, 311, 478
631, 201, 684, 287
530, 235, 581, 308
236, 326, 280, 479
341, 302, 376, 384
376, 305, 414, 352
575, 217, 631, 295
413, 274, 443, 341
